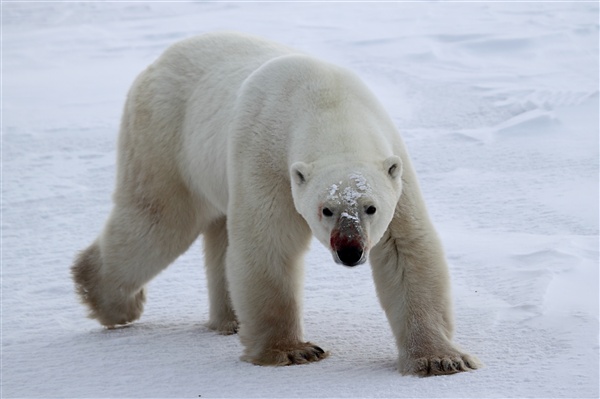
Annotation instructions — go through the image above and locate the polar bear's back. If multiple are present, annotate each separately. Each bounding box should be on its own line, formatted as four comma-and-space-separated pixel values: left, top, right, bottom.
155, 32, 295, 91
125, 33, 296, 211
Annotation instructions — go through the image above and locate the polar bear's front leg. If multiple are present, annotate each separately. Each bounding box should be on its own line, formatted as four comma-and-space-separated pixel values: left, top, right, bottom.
369, 184, 481, 376
225, 190, 329, 366
204, 217, 238, 335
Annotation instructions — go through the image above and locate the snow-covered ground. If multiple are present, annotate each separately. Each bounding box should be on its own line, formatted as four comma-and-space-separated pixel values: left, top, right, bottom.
2, 2, 598, 398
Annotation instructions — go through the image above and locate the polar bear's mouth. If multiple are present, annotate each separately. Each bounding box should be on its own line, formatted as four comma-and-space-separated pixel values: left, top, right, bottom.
330, 220, 368, 267
333, 245, 366, 267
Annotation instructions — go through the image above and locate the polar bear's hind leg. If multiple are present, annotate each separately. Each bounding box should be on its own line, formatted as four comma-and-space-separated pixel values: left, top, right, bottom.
72, 240, 145, 327
72, 185, 204, 328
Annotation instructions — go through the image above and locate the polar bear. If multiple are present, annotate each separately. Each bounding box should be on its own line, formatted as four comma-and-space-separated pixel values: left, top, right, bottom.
72, 32, 480, 376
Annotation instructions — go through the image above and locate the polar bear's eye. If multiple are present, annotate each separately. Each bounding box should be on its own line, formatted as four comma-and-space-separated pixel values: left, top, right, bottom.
322, 208, 334, 217
365, 206, 377, 215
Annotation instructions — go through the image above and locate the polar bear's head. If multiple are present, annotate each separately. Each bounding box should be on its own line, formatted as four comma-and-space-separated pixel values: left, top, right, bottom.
290, 156, 403, 267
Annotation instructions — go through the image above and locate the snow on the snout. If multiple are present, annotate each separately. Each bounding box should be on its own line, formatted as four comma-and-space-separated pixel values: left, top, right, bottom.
343, 173, 371, 206
328, 182, 341, 198
349, 173, 369, 193
326, 173, 372, 222
340, 211, 359, 222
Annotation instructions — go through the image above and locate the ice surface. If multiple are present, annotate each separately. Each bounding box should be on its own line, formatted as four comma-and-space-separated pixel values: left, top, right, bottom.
2, 2, 598, 398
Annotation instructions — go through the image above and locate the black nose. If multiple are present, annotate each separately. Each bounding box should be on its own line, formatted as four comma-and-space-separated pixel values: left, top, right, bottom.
337, 247, 364, 266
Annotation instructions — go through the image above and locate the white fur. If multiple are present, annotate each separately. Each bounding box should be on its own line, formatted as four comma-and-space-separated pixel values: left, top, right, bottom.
72, 32, 480, 375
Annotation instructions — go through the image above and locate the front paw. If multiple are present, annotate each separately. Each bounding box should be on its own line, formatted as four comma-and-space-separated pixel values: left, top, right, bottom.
207, 319, 239, 335
242, 342, 329, 366
401, 351, 481, 377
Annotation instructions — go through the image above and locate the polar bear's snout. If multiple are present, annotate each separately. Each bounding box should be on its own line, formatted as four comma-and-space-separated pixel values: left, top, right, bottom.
330, 216, 367, 267
335, 246, 365, 266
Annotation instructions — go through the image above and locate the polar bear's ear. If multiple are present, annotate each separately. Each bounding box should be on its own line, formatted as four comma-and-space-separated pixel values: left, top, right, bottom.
384, 155, 403, 179
291, 162, 313, 185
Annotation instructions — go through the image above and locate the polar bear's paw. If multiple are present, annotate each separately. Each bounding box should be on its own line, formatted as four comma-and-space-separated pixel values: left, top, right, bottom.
207, 319, 239, 335
243, 342, 329, 366
401, 351, 481, 377
72, 243, 145, 328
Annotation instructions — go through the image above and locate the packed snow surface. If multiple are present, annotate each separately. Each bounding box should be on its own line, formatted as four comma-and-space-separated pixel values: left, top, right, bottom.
2, 2, 598, 398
